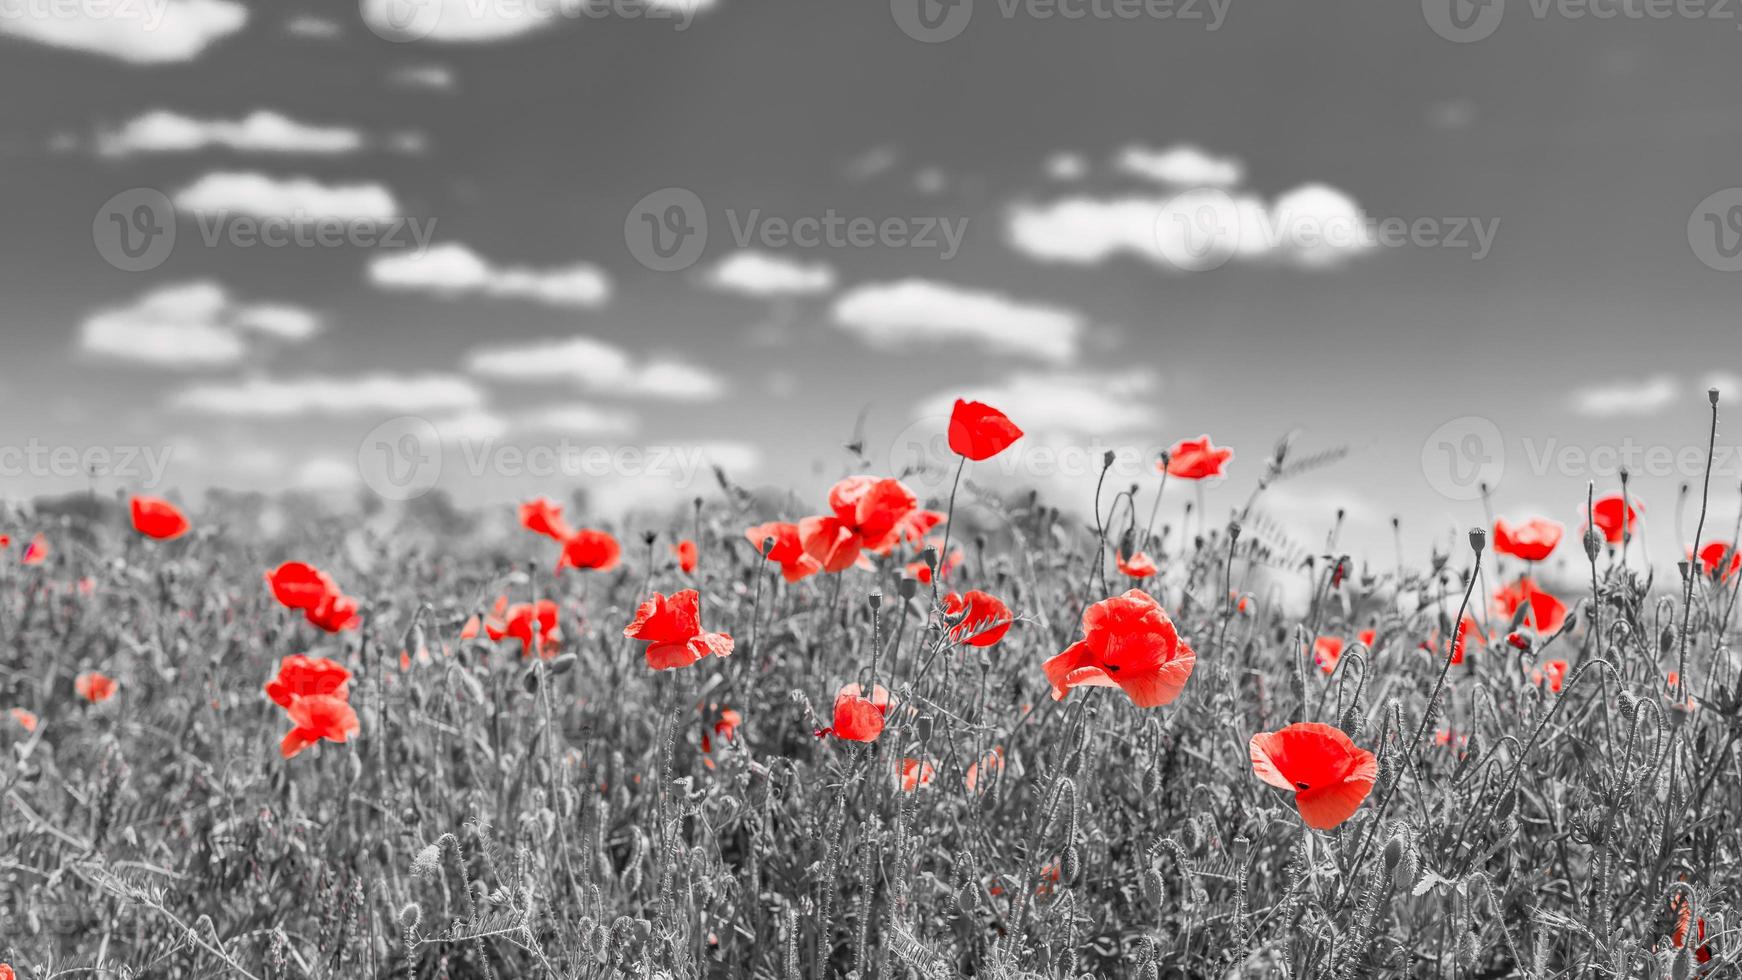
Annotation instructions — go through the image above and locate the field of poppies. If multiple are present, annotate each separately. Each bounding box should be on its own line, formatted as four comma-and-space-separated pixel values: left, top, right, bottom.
0, 396, 1736, 979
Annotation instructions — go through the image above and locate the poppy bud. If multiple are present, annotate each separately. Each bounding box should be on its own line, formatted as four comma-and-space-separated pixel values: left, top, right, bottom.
1228, 521, 1241, 542
1062, 844, 1081, 881
550, 653, 577, 675
1469, 528, 1486, 554
1102, 450, 1116, 469
1494, 787, 1517, 821
1584, 528, 1601, 561
921, 547, 938, 570
1382, 835, 1404, 875
521, 668, 539, 694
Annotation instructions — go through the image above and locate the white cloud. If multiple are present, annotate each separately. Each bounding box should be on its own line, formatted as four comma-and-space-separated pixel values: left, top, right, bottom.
80, 282, 321, 368
284, 14, 341, 38
174, 172, 399, 220
231, 303, 322, 341
1115, 144, 1243, 187
360, 0, 558, 42
172, 373, 486, 416
464, 336, 726, 401
706, 251, 836, 297
515, 402, 638, 435
388, 64, 456, 90
98, 110, 363, 157
0, 0, 245, 64
1007, 183, 1373, 270
918, 369, 1159, 433
293, 457, 358, 490
831, 279, 1082, 364
369, 242, 610, 307
430, 409, 510, 443
1046, 152, 1087, 182
1568, 375, 1680, 418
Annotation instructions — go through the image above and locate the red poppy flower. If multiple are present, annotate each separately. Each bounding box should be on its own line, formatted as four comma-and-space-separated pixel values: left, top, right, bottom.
1043, 589, 1196, 707
744, 522, 823, 582
1506, 630, 1533, 653
485, 599, 562, 655
1357, 628, 1376, 648
1494, 578, 1567, 634
519, 496, 573, 541
714, 707, 743, 741
799, 476, 921, 573
1249, 722, 1378, 830
1588, 495, 1640, 545
304, 590, 362, 633
558, 528, 621, 573
1672, 896, 1714, 965
279, 694, 361, 759
1312, 636, 1343, 674
22, 534, 48, 566
9, 707, 38, 733
1161, 435, 1232, 481
129, 495, 190, 540
1532, 658, 1568, 693
906, 546, 962, 584
1115, 550, 1158, 578
1493, 517, 1563, 562
1694, 541, 1742, 582
948, 399, 1024, 461
264, 655, 352, 708
898, 757, 937, 791
673, 539, 698, 574
0, 534, 8, 548
623, 589, 735, 671
0, 964, 14, 980
894, 508, 947, 548
826, 683, 891, 742
265, 561, 336, 610
75, 671, 117, 704
945, 590, 1013, 647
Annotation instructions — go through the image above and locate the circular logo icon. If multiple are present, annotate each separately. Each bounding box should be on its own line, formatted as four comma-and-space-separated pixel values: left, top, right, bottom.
891, 0, 973, 42
884, 415, 958, 496
1154, 187, 1241, 272
1421, 416, 1504, 501
625, 187, 708, 272
1421, 0, 1503, 42
362, 0, 445, 42
93, 188, 176, 273
358, 416, 442, 501
1688, 188, 1742, 272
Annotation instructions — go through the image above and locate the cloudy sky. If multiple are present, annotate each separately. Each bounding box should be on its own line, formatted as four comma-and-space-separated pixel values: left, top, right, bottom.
2, 0, 1740, 566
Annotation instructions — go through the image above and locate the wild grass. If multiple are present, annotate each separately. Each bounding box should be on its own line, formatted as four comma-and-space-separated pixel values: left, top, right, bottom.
1, 422, 1736, 978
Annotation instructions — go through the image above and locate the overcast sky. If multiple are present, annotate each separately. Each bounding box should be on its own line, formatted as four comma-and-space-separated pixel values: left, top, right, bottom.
2, 0, 1741, 571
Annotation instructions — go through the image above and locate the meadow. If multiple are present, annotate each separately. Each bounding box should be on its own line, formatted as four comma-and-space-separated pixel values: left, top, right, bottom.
0, 396, 1734, 979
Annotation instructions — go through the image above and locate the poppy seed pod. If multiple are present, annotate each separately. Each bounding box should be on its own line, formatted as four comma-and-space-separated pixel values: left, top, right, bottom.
868, 591, 881, 610
1709, 387, 1720, 405
1469, 528, 1486, 554
897, 577, 918, 599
